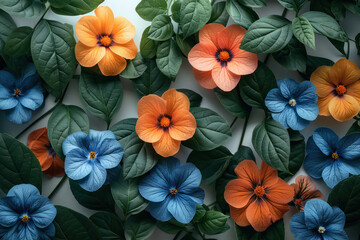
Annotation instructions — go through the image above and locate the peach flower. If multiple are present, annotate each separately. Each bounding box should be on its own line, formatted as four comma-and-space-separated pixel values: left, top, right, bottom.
291, 175, 324, 211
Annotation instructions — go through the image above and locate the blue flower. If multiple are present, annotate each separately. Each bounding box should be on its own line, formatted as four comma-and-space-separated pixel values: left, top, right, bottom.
0, 63, 44, 124
63, 129, 124, 192
265, 78, 319, 130
0, 184, 56, 240
139, 157, 205, 224
304, 127, 360, 188
290, 199, 348, 240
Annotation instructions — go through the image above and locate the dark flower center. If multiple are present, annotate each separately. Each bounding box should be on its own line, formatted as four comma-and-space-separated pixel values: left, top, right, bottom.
98, 35, 113, 47
254, 186, 265, 197
21, 215, 29, 223
331, 153, 339, 160
14, 88, 21, 97
335, 84, 346, 96
170, 188, 177, 195
158, 115, 172, 129
89, 151, 96, 159
216, 49, 232, 67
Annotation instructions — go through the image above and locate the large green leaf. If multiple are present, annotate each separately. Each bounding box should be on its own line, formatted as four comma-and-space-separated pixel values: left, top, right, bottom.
31, 20, 77, 99
171, 0, 182, 23
178, 89, 203, 108
110, 118, 137, 147
328, 175, 360, 226
225, 0, 259, 29
156, 39, 183, 79
53, 206, 100, 240
198, 210, 230, 235
4, 26, 32, 57
0, 10, 16, 53
0, 0, 46, 18
175, 34, 196, 56
51, 0, 104, 16
180, 0, 212, 38
120, 53, 147, 79
124, 212, 156, 240
183, 107, 232, 151
252, 119, 290, 172
292, 16, 316, 50
214, 87, 250, 118
140, 27, 157, 59
148, 14, 174, 41
90, 212, 125, 240
157, 219, 187, 234
240, 15, 293, 54
47, 104, 90, 160
0, 133, 42, 193
136, 0, 168, 21
79, 71, 123, 125
237, 0, 266, 8
236, 219, 285, 240
209, 1, 229, 26
277, 0, 306, 12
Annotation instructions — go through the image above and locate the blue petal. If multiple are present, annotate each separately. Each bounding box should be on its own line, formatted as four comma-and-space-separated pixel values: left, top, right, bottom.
167, 194, 196, 224
323, 230, 348, 240
17, 64, 39, 91
139, 165, 170, 203
7, 184, 40, 203
0, 197, 20, 227
62, 131, 89, 156
286, 108, 310, 130
304, 199, 333, 230
0, 85, 18, 110
1, 222, 23, 240
313, 128, 339, 156
186, 187, 205, 205
158, 157, 181, 170
322, 161, 350, 188
272, 107, 290, 129
176, 163, 202, 193
341, 159, 360, 175
28, 195, 56, 228
294, 81, 318, 101
295, 102, 319, 121
337, 133, 360, 160
290, 212, 317, 239
19, 88, 43, 110
304, 137, 332, 179
326, 206, 345, 230
38, 223, 56, 240
77, 161, 107, 192
96, 138, 123, 169
0, 70, 16, 89
265, 88, 288, 113
88, 130, 116, 151
64, 148, 92, 180
5, 103, 32, 124
148, 196, 173, 222
18, 221, 38, 240
278, 78, 299, 99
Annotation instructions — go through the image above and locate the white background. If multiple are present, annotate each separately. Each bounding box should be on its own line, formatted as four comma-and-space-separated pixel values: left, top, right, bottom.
1, 0, 360, 239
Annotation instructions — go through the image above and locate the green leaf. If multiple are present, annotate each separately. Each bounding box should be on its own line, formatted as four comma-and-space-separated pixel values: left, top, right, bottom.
302, 11, 348, 42
51, 0, 104, 16
110, 118, 137, 147
156, 39, 183, 79
300, 55, 334, 80
214, 87, 250, 118
277, 0, 306, 12
0, 10, 16, 54
292, 17, 316, 50
236, 219, 285, 240
0, 0, 46, 18
331, 0, 346, 20
178, 89, 203, 107
136, 0, 168, 21
124, 212, 156, 240
140, 27, 157, 59
31, 20, 77, 99
69, 179, 115, 212
175, 34, 196, 56
90, 212, 125, 240
187, 146, 232, 185
180, 0, 212, 38
120, 53, 147, 79
193, 204, 207, 223
239, 62, 277, 109
171, 0, 182, 23
111, 170, 148, 216
329, 38, 346, 56
54, 206, 100, 240
252, 119, 290, 172
209, 1, 229, 26
132, 58, 171, 98
328, 175, 360, 226
47, 104, 90, 160
79, 71, 123, 124
48, 0, 71, 8
148, 14, 174, 41
157, 219, 187, 234
347, 120, 360, 135
183, 107, 232, 151
0, 133, 42, 193
310, 0, 332, 16
4, 26, 32, 57
225, 0, 258, 29
240, 15, 293, 54
237, 0, 266, 8
198, 210, 230, 235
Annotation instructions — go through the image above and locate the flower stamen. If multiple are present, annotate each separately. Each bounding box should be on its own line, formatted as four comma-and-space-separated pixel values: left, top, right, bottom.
331, 153, 339, 160
21, 215, 29, 223
254, 186, 265, 198
99, 35, 112, 47
318, 226, 326, 234
89, 151, 96, 160
336, 84, 346, 96
158, 115, 171, 129
219, 51, 230, 62
170, 188, 177, 195
289, 99, 296, 107
14, 88, 21, 97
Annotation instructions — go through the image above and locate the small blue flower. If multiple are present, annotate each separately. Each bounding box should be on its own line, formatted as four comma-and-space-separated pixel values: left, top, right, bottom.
304, 127, 360, 188
0, 184, 57, 240
138, 157, 205, 224
0, 63, 44, 124
265, 78, 319, 130
290, 199, 348, 240
63, 129, 124, 192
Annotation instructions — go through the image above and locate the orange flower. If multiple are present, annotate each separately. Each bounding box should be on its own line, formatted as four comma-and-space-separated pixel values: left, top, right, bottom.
224, 160, 294, 232
291, 175, 324, 211
310, 58, 360, 122
135, 89, 196, 157
188, 23, 258, 92
75, 6, 137, 76
28, 128, 64, 177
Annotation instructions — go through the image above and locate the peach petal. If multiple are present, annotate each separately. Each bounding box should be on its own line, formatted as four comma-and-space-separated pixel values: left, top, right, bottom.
224, 179, 253, 209
260, 161, 278, 187
266, 200, 290, 223
328, 95, 360, 122
329, 58, 360, 86
199, 23, 225, 46
235, 160, 260, 185
137, 94, 167, 117
135, 114, 164, 143
317, 95, 333, 116
75, 42, 106, 68
153, 132, 181, 157
227, 49, 258, 76
75, 16, 101, 47
112, 16, 136, 44
212, 64, 240, 92
169, 110, 196, 141
310, 66, 334, 98
161, 89, 190, 114
266, 178, 295, 204
192, 68, 217, 89
98, 49, 127, 76
188, 43, 218, 71
44, 156, 65, 177
246, 199, 272, 232
217, 24, 247, 50
110, 40, 138, 59
230, 205, 250, 227
95, 6, 114, 36
346, 80, 360, 103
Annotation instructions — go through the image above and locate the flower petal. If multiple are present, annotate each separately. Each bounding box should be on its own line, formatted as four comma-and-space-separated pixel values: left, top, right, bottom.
75, 42, 106, 67
148, 196, 173, 222
337, 133, 360, 160
328, 95, 360, 122
304, 199, 333, 229
88, 129, 116, 146
290, 212, 316, 239
224, 179, 253, 209
322, 161, 350, 188
98, 49, 127, 76
29, 196, 56, 228
137, 94, 167, 117
75, 16, 101, 47
0, 197, 20, 227
19, 88, 43, 110
346, 80, 360, 103
167, 194, 196, 224
295, 101, 319, 121
329, 58, 360, 85
112, 16, 136, 44
176, 163, 202, 193
110, 40, 138, 59
64, 148, 92, 180
77, 161, 107, 192
0, 70, 16, 89
259, 161, 278, 187
310, 66, 333, 98
317, 95, 333, 116
265, 178, 294, 204
139, 166, 171, 202
234, 160, 260, 185
30, 143, 53, 171
245, 199, 272, 232
312, 127, 339, 156
227, 49, 258, 76
136, 113, 164, 143
169, 110, 196, 141
152, 133, 181, 157
199, 23, 224, 46
217, 24, 247, 50
5, 103, 32, 124
62, 131, 89, 156
186, 187, 205, 205
162, 89, 191, 114
211, 64, 240, 92
278, 78, 299, 99
192, 68, 217, 89
94, 6, 114, 36
0, 86, 17, 110
266, 200, 290, 223
230, 205, 250, 226
265, 88, 288, 113
188, 43, 218, 71
96, 138, 123, 169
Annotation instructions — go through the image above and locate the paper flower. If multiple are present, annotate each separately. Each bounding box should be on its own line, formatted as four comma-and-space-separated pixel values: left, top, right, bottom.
290, 199, 348, 240
291, 175, 324, 211
28, 127, 64, 177
188, 23, 258, 92
0, 184, 56, 239
310, 58, 360, 122
0, 63, 44, 124
304, 127, 360, 188
75, 6, 137, 76
62, 130, 124, 192
224, 160, 294, 232
135, 89, 196, 157
138, 157, 204, 224
265, 78, 319, 130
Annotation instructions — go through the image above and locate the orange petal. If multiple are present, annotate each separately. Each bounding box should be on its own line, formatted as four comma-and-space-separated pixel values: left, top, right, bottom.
169, 110, 196, 141
212, 64, 240, 92
135, 113, 164, 143
260, 162, 278, 187
224, 179, 254, 209
30, 144, 53, 171
294, 175, 316, 194
246, 199, 272, 232
329, 58, 360, 86
266, 200, 290, 223
188, 43, 218, 71
217, 24, 247, 50
44, 155, 65, 177
346, 80, 360, 103
235, 160, 260, 185
199, 23, 225, 46
28, 127, 48, 146
162, 89, 190, 114
317, 95, 333, 116
328, 95, 360, 122
98, 49, 127, 76
230, 205, 250, 227
266, 178, 294, 204
94, 6, 114, 36
137, 94, 167, 117
75, 42, 106, 68
227, 48, 258, 76
310, 66, 334, 98
75, 16, 101, 47
110, 40, 138, 59
152, 132, 181, 157
112, 16, 136, 44
192, 68, 217, 89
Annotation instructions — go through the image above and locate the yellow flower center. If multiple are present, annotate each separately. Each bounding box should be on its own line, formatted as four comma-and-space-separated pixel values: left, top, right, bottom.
21, 215, 29, 223
14, 88, 21, 96
218, 50, 230, 62
331, 153, 339, 160
289, 99, 296, 107
254, 186, 265, 198
89, 151, 96, 159
318, 226, 326, 234
336, 84, 346, 96
100, 35, 112, 47
159, 116, 171, 128
170, 188, 177, 195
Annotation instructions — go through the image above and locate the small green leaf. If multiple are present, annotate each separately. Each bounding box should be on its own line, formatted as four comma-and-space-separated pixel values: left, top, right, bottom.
171, 0, 182, 22
300, 55, 334, 80
328, 38, 346, 56
237, 0, 266, 8
51, 0, 104, 16
214, 87, 250, 118
331, 0, 346, 20
136, 0, 168, 21
193, 204, 207, 223
292, 17, 316, 50
124, 212, 156, 240
90, 212, 125, 240
347, 119, 360, 135
157, 219, 187, 234
198, 210, 230, 235
0, 10, 16, 53
120, 53, 147, 79
175, 34, 196, 56
236, 219, 285, 240
156, 39, 183, 79
277, 0, 306, 12
178, 89, 203, 108
110, 118, 137, 147
4, 26, 33, 57
140, 27, 157, 59
209, 1, 229, 26
0, 0, 46, 18
148, 14, 174, 41
225, 0, 258, 29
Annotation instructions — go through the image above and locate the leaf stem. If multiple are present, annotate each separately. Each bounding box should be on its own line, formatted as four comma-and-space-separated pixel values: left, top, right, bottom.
230, 117, 238, 128
207, 201, 216, 208
346, 40, 350, 59
238, 109, 251, 150
48, 175, 68, 200
34, 5, 51, 29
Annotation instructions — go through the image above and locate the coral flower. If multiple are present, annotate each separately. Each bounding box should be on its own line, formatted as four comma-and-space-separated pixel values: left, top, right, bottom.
188, 23, 258, 92
135, 89, 196, 157
224, 160, 294, 232
310, 58, 360, 122
28, 128, 64, 177
75, 6, 137, 76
